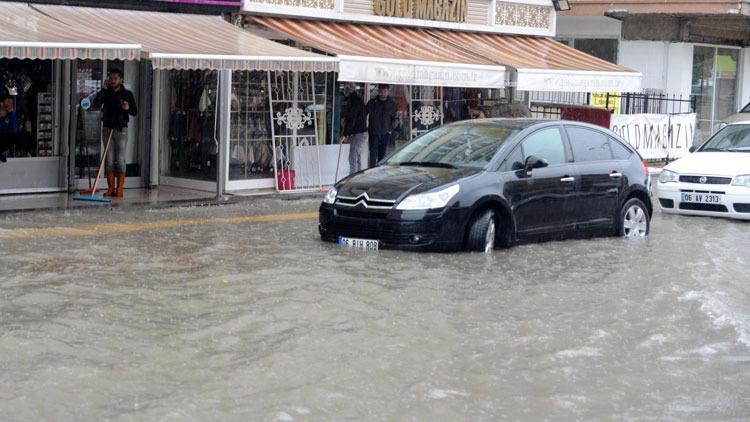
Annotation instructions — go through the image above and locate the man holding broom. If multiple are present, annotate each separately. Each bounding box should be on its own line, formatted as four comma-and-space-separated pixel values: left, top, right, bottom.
92, 68, 137, 197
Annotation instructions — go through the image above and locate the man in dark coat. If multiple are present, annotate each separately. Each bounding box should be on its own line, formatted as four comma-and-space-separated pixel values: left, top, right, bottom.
366, 84, 399, 167
340, 83, 368, 174
91, 68, 137, 197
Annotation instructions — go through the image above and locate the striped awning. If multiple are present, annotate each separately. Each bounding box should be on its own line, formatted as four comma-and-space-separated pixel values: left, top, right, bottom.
253, 17, 506, 88
0, 3, 139, 61
35, 5, 336, 72
429, 31, 642, 92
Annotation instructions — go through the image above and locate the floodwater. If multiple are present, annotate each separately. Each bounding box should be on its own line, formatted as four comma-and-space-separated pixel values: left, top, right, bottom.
1, 199, 749, 420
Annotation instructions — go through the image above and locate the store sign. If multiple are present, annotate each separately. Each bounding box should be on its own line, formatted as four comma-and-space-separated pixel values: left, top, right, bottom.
338, 56, 505, 88
610, 113, 696, 160
516, 70, 642, 93
373, 0, 467, 23
22, 0, 241, 13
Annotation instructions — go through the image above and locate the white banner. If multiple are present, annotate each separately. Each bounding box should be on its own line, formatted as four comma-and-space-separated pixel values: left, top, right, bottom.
609, 113, 697, 160
516, 69, 642, 93
338, 55, 506, 88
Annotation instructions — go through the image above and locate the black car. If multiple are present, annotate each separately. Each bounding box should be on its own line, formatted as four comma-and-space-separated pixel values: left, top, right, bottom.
319, 119, 652, 252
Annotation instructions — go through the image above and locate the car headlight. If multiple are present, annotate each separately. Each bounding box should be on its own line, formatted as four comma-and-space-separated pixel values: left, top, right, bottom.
732, 174, 750, 187
658, 169, 678, 184
323, 186, 337, 204
396, 184, 460, 210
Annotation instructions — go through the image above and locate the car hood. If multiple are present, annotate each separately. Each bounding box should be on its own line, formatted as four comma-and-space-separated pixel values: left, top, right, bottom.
337, 165, 480, 201
666, 152, 750, 176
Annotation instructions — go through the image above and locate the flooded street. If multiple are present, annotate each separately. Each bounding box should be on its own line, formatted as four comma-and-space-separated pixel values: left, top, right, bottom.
1, 198, 749, 420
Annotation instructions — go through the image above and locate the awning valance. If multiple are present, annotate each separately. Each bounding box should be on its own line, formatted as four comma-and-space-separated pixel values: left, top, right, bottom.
253, 17, 506, 89
430, 31, 642, 92
0, 3, 139, 61
32, 5, 336, 72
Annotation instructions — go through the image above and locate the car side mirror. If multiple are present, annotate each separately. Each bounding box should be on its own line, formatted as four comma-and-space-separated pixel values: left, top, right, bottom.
524, 155, 548, 173
689, 146, 696, 153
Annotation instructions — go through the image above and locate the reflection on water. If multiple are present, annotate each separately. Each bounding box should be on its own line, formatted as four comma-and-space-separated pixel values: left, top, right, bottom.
1, 200, 749, 420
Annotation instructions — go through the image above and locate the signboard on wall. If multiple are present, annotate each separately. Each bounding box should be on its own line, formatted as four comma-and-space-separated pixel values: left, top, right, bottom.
610, 113, 697, 160
17, 0, 241, 13
338, 56, 505, 89
373, 0, 467, 23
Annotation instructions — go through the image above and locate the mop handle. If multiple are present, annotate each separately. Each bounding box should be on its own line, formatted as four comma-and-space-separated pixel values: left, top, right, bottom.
90, 129, 114, 197
334, 136, 344, 184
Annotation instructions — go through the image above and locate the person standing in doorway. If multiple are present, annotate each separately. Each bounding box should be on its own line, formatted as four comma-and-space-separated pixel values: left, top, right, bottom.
366, 84, 398, 167
0, 97, 19, 163
92, 68, 137, 198
340, 83, 368, 175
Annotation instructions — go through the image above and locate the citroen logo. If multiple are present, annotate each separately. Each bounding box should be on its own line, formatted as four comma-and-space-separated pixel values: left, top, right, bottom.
699, 176, 708, 184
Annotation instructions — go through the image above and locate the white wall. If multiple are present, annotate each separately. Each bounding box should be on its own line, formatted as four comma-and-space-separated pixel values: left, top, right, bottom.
664, 43, 693, 100
618, 40, 668, 92
556, 16, 621, 38
616, 41, 693, 97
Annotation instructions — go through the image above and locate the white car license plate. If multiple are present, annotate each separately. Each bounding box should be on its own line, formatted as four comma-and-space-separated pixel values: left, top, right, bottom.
338, 236, 379, 250
681, 192, 723, 204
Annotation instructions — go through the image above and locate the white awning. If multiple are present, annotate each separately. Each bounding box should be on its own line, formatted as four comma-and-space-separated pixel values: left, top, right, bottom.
254, 17, 505, 88
430, 30, 643, 93
0, 3, 139, 61
34, 5, 336, 72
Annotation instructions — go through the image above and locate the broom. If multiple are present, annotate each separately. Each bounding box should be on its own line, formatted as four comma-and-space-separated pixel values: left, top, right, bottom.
72, 128, 114, 203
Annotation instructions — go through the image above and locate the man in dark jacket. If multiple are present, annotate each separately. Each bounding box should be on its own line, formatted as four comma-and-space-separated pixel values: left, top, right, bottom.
340, 83, 368, 174
366, 84, 399, 167
0, 97, 19, 163
92, 68, 137, 197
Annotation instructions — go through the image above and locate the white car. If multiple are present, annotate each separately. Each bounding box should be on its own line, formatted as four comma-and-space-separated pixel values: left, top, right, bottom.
657, 122, 750, 220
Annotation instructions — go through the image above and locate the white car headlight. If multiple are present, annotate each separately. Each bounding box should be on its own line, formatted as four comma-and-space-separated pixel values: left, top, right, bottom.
323, 186, 337, 204
732, 174, 750, 187
396, 184, 460, 210
658, 169, 678, 184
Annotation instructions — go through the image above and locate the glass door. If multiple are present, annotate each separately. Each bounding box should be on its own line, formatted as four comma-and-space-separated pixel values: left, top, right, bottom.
226, 70, 275, 190
692, 46, 739, 143
73, 59, 144, 190
159, 69, 219, 192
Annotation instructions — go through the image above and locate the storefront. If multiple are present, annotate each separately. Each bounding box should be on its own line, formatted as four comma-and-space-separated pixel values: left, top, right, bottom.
0, 2, 336, 197
0, 2, 140, 195
240, 12, 641, 184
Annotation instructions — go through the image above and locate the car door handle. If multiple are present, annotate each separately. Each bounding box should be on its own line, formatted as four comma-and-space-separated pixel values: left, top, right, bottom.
610, 172, 623, 178
560, 176, 575, 183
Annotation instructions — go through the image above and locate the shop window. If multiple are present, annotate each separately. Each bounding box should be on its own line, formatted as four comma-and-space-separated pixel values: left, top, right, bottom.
229, 71, 273, 181
163, 69, 219, 182
0, 59, 55, 159
692, 46, 739, 142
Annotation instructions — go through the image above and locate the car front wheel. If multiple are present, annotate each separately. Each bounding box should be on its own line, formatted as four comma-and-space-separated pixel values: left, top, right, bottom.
465, 209, 496, 253
619, 198, 650, 238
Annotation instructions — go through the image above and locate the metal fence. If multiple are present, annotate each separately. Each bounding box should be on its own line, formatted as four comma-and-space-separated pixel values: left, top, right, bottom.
530, 91, 696, 119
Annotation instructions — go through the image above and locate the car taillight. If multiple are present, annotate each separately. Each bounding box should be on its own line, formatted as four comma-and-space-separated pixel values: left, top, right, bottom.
641, 160, 649, 176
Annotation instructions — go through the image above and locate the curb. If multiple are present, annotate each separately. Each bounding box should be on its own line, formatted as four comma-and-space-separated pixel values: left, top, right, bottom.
0, 190, 326, 215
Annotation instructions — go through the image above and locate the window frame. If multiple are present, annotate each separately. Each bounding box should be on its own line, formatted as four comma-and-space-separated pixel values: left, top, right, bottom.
563, 125, 616, 163
498, 125, 571, 171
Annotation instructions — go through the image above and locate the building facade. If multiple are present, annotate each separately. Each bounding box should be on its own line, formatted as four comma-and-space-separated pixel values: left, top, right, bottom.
0, 0, 642, 197
557, 0, 750, 141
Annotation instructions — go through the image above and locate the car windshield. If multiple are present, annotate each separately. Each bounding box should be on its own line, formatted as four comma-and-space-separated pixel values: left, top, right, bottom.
741, 102, 750, 113
700, 124, 750, 152
385, 123, 523, 169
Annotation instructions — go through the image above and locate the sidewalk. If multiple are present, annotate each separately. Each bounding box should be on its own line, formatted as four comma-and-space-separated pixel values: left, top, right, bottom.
0, 186, 325, 214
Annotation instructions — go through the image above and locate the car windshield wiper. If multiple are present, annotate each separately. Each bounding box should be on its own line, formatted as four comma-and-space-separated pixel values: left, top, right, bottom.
727, 148, 750, 152
397, 161, 458, 169
700, 147, 727, 152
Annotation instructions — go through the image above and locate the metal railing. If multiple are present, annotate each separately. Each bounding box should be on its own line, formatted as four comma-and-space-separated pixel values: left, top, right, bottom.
530, 91, 696, 119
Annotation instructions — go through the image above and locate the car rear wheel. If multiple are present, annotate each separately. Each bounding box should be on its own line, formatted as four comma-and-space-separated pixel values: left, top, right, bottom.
619, 198, 650, 238
465, 209, 496, 253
